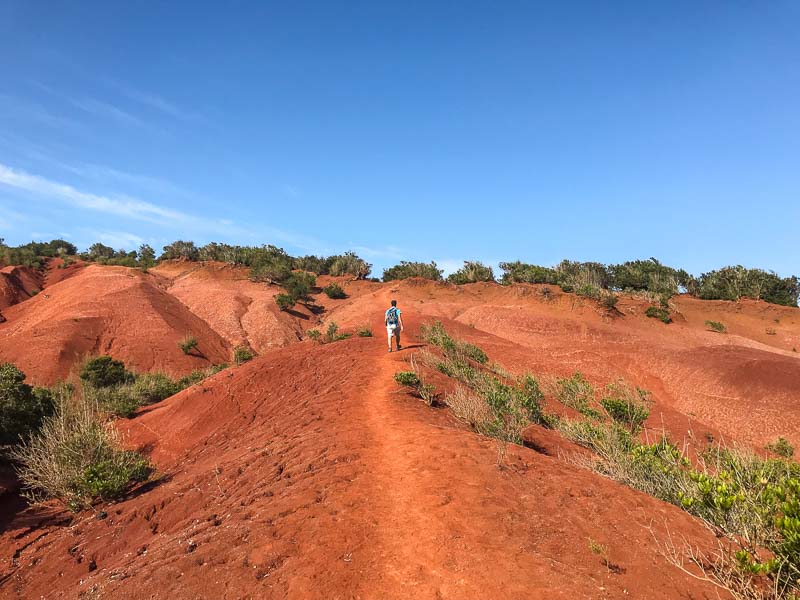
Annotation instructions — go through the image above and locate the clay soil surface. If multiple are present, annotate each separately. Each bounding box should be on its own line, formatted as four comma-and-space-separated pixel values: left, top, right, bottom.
0, 261, 798, 598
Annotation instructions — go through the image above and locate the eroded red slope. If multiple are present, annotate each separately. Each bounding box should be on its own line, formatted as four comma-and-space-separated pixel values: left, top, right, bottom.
1, 336, 727, 599
0, 265, 230, 384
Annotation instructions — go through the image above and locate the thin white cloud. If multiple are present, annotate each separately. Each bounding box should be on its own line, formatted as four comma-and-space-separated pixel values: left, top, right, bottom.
0, 162, 231, 233
0, 93, 80, 131
66, 96, 144, 127
94, 230, 145, 249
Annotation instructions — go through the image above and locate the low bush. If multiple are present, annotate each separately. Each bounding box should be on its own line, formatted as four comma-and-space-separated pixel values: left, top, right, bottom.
557, 417, 800, 597
233, 346, 254, 365
705, 320, 727, 333
13, 390, 153, 511
601, 291, 619, 310
323, 283, 347, 299
0, 364, 55, 445
645, 306, 672, 324
324, 321, 350, 343
447, 261, 495, 285
394, 371, 420, 387
178, 336, 198, 355
600, 381, 651, 432
394, 359, 437, 406
80, 356, 131, 388
766, 437, 795, 459
357, 326, 373, 337
554, 372, 601, 418
420, 321, 488, 365
306, 329, 321, 342
275, 293, 294, 311
382, 261, 443, 282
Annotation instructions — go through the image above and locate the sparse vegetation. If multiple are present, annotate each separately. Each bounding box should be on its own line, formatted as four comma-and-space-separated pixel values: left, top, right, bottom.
393, 371, 420, 387
705, 320, 727, 333
393, 356, 438, 406
421, 321, 488, 365
275, 272, 317, 310
645, 306, 672, 324
306, 329, 321, 342
601, 291, 619, 310
324, 321, 350, 343
356, 325, 373, 337
0, 363, 55, 445
554, 372, 601, 418
766, 437, 795, 459
383, 261, 444, 282
599, 381, 651, 432
447, 261, 495, 284
323, 283, 347, 299
80, 356, 131, 388
178, 335, 199, 355
275, 293, 294, 311
13, 388, 152, 511
556, 415, 800, 597
233, 346, 255, 365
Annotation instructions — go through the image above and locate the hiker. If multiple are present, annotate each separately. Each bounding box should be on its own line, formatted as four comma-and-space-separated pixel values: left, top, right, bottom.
385, 299, 404, 352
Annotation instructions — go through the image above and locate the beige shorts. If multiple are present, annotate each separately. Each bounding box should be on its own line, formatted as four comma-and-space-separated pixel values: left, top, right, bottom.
386, 325, 399, 337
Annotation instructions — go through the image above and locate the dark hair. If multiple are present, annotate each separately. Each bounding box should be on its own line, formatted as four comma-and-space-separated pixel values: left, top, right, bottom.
391, 299, 397, 307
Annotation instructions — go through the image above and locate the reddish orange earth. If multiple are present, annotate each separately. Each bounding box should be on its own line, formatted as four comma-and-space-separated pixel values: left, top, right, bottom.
0, 260, 798, 599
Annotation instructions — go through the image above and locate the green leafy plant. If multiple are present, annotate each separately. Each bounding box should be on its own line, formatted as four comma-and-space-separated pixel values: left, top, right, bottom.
13, 389, 153, 511
275, 293, 294, 311
645, 306, 672, 324
420, 321, 488, 364
766, 437, 795, 459
306, 329, 321, 342
0, 363, 55, 445
357, 325, 373, 337
447, 261, 495, 284
600, 381, 651, 432
383, 261, 444, 282
705, 320, 727, 333
178, 335, 198, 355
394, 371, 420, 387
323, 283, 347, 299
80, 356, 131, 388
233, 346, 255, 365
555, 372, 601, 418
324, 321, 350, 343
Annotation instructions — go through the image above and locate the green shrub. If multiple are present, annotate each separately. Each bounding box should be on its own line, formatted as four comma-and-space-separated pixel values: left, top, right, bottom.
555, 372, 600, 418
283, 272, 316, 302
420, 321, 488, 365
176, 365, 227, 389
608, 258, 694, 296
576, 283, 600, 299
130, 372, 180, 404
705, 320, 726, 333
382, 261, 443, 282
699, 265, 799, 307
0, 364, 55, 445
357, 326, 373, 337
323, 283, 347, 299
766, 437, 795, 459
645, 306, 672, 324
233, 346, 254, 365
601, 291, 619, 310
306, 329, 321, 342
559, 283, 574, 293
447, 261, 495, 284
80, 356, 131, 388
499, 261, 561, 285
324, 321, 350, 343
394, 371, 420, 387
178, 336, 198, 355
275, 293, 295, 311
13, 390, 153, 511
326, 252, 372, 279
600, 382, 650, 432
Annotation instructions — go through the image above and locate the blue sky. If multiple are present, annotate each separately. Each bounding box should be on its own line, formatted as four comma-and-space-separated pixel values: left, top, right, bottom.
0, 1, 798, 277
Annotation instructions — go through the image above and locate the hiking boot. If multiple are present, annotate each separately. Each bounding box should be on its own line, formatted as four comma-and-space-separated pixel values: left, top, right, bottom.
388, 348, 393, 353
396, 345, 402, 351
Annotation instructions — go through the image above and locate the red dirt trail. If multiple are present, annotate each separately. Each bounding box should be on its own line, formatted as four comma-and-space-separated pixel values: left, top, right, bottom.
0, 262, 798, 598
1, 331, 727, 599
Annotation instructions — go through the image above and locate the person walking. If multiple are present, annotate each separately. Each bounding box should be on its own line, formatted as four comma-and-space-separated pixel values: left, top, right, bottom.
385, 299, 404, 352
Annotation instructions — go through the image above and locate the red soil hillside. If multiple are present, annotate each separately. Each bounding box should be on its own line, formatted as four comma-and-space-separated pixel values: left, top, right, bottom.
151, 261, 308, 352
312, 278, 800, 449
0, 265, 230, 384
0, 266, 41, 311
0, 337, 729, 599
